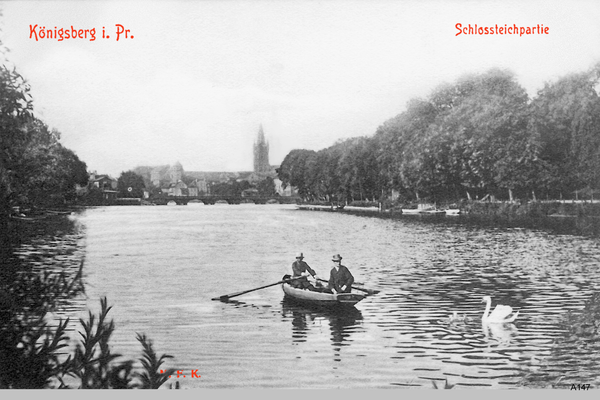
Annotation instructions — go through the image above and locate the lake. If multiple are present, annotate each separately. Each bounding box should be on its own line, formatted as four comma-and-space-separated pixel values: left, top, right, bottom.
15, 204, 600, 388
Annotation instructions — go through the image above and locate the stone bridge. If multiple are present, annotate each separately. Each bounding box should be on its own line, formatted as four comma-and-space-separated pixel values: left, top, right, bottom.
151, 195, 297, 205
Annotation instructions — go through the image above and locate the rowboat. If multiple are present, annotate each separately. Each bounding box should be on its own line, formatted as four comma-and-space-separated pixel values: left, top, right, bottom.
281, 282, 365, 307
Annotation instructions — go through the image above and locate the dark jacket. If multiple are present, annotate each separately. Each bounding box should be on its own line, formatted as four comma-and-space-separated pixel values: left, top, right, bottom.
291, 260, 317, 290
292, 260, 316, 277
329, 265, 354, 293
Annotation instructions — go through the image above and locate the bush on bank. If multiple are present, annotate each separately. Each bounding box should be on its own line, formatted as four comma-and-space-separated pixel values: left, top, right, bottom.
0, 46, 178, 388
462, 201, 600, 218
0, 251, 177, 389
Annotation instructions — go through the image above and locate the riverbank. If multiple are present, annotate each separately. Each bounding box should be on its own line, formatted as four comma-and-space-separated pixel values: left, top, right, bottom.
296, 201, 600, 237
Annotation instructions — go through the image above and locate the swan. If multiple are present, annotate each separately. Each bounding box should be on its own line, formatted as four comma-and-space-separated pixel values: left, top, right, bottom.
481, 296, 519, 323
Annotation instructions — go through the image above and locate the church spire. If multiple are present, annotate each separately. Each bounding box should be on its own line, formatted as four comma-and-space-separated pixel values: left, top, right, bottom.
257, 124, 266, 144
253, 124, 270, 173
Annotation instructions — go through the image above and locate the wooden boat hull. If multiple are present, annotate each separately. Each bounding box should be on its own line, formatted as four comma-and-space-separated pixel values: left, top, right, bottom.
281, 283, 365, 307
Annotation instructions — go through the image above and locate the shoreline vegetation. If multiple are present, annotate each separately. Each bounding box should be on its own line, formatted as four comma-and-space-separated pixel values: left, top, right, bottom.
0, 48, 177, 388
0, 209, 180, 389
296, 200, 600, 237
277, 67, 600, 234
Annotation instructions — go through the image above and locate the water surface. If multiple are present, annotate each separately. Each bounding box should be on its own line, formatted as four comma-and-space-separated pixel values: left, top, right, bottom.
16, 204, 600, 388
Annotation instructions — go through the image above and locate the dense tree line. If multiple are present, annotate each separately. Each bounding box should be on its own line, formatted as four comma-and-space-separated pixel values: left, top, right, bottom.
210, 177, 277, 197
278, 67, 600, 204
0, 65, 88, 217
1, 46, 177, 388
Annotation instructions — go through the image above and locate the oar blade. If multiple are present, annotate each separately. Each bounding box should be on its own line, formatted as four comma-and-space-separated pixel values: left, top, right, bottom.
352, 286, 380, 296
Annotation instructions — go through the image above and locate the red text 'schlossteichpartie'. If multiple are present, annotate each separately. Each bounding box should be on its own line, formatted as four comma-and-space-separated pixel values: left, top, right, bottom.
455, 23, 549, 37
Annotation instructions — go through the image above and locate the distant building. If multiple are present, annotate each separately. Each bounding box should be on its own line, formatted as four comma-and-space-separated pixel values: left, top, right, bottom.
168, 180, 188, 196
150, 167, 163, 187
136, 125, 297, 197
274, 178, 297, 197
169, 162, 184, 183
188, 179, 207, 196
254, 124, 270, 174
88, 172, 118, 202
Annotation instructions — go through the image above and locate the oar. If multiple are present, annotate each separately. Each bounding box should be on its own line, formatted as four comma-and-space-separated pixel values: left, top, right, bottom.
212, 276, 303, 302
316, 278, 380, 295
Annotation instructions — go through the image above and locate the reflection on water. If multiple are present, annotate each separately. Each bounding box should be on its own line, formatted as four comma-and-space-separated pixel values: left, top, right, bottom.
482, 321, 518, 345
518, 293, 600, 388
281, 299, 363, 352
10, 204, 600, 388
8, 213, 87, 318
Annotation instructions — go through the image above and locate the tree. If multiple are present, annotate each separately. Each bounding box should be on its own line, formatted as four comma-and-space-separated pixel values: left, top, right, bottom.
277, 149, 317, 200
0, 65, 34, 216
11, 121, 88, 207
306, 147, 343, 202
529, 67, 600, 197
374, 98, 440, 200
53, 145, 88, 202
278, 66, 600, 205
417, 69, 532, 201
117, 171, 145, 198
256, 177, 276, 197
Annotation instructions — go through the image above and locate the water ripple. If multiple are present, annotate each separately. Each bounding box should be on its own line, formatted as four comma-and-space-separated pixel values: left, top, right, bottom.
16, 205, 600, 388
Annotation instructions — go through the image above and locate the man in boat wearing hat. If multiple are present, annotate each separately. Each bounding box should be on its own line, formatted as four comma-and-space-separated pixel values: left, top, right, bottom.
291, 252, 321, 292
328, 254, 354, 294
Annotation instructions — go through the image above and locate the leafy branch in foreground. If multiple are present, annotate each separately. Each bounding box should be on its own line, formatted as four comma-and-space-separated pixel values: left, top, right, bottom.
56, 297, 178, 389
135, 333, 177, 389
1, 293, 178, 389
431, 378, 455, 389
0, 260, 84, 389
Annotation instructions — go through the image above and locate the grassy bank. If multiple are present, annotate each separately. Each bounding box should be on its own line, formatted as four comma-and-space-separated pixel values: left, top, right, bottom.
297, 200, 600, 236
461, 200, 600, 218
457, 201, 600, 236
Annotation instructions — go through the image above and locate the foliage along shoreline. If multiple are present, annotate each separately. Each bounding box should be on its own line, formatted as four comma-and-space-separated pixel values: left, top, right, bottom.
0, 43, 178, 388
296, 199, 600, 237
277, 67, 600, 211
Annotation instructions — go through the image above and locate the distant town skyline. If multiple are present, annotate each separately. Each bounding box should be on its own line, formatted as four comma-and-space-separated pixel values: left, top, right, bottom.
3, 1, 600, 177
124, 125, 278, 182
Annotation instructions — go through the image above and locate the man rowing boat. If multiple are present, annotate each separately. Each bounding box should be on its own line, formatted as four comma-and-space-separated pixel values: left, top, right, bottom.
290, 252, 321, 292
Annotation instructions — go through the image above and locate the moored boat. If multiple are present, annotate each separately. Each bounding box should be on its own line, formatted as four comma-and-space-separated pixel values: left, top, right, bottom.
401, 208, 445, 215
401, 208, 422, 215
281, 282, 365, 307
444, 209, 461, 216
422, 209, 445, 215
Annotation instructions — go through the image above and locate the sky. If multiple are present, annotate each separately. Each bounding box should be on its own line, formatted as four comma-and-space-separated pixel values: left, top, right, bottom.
2, 0, 600, 177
